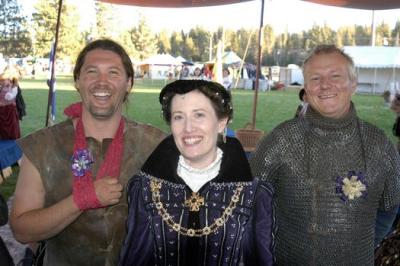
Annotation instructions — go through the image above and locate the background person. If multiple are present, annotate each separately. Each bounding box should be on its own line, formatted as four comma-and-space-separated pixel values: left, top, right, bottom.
192, 67, 202, 79
294, 88, 308, 118
0, 68, 21, 140
250, 44, 400, 265
10, 39, 166, 266
222, 68, 232, 91
119, 80, 274, 266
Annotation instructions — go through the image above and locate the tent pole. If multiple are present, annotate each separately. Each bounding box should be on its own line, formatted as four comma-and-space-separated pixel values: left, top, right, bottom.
235, 29, 254, 88
251, 0, 264, 129
45, 0, 63, 126
370, 10, 376, 47
373, 68, 377, 94
393, 66, 396, 91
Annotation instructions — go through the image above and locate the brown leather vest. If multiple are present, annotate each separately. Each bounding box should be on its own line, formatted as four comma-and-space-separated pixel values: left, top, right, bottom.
18, 119, 165, 266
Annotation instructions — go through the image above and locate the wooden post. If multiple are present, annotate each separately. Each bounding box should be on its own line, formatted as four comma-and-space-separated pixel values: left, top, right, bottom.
251, 0, 265, 129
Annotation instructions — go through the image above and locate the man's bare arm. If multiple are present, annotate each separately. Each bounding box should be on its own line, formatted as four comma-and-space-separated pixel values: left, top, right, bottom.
10, 155, 82, 243
10, 154, 124, 243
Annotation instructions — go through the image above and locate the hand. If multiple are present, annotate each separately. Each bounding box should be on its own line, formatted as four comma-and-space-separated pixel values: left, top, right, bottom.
94, 177, 123, 206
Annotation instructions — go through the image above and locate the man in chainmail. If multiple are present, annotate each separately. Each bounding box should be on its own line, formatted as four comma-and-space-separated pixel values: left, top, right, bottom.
250, 44, 400, 265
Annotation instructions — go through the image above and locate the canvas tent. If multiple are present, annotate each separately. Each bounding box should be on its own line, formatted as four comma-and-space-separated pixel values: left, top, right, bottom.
222, 51, 243, 65
138, 54, 182, 79
343, 46, 400, 94
175, 56, 186, 63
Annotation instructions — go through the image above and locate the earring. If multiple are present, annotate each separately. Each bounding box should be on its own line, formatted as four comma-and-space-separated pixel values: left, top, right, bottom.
223, 127, 227, 143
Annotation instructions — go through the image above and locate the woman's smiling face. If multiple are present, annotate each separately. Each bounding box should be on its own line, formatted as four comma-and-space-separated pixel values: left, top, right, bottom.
170, 90, 227, 169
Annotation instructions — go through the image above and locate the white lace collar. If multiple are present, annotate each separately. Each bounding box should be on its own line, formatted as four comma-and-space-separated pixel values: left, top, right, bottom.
177, 148, 223, 192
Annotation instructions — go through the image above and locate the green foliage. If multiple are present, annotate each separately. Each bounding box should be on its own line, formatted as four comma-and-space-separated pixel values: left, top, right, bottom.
170, 31, 184, 58
32, 0, 83, 61
354, 25, 371, 46
119, 30, 139, 59
336, 26, 356, 47
305, 23, 336, 50
0, 0, 32, 57
183, 37, 195, 60
157, 30, 172, 54
94, 2, 119, 39
376, 22, 391, 46
392, 20, 400, 46
17, 1, 400, 67
188, 26, 211, 61
129, 15, 158, 60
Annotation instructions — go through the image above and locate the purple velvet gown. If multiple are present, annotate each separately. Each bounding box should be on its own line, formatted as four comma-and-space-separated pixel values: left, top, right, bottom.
119, 136, 275, 266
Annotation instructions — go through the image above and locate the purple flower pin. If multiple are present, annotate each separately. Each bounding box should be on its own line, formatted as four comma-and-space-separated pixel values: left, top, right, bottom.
71, 148, 94, 177
336, 171, 368, 202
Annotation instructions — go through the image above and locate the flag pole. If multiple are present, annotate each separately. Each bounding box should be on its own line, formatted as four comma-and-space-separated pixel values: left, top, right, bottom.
251, 0, 264, 129
45, 0, 63, 126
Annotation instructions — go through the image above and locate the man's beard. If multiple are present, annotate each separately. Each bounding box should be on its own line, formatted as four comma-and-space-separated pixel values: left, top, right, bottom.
88, 103, 119, 120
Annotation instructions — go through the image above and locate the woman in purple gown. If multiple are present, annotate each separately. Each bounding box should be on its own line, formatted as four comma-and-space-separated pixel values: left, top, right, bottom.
119, 79, 275, 266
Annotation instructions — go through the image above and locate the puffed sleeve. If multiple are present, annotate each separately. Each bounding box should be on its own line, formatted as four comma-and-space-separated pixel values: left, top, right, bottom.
242, 180, 275, 266
119, 175, 154, 266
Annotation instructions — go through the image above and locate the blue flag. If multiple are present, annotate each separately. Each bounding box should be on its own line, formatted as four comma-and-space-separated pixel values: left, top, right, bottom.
48, 42, 56, 122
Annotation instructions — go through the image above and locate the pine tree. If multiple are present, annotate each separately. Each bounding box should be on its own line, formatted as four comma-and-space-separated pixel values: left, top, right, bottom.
376, 22, 391, 46
129, 15, 158, 60
95, 2, 118, 38
188, 26, 211, 62
392, 21, 400, 46
262, 25, 275, 55
354, 25, 371, 45
0, 0, 32, 57
119, 30, 139, 60
32, 0, 83, 61
157, 30, 171, 54
170, 31, 184, 59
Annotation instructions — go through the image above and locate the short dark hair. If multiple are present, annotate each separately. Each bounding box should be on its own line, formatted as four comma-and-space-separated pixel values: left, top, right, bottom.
73, 39, 134, 88
159, 79, 233, 124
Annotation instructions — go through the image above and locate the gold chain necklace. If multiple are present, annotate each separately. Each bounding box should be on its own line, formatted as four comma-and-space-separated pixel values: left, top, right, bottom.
150, 179, 244, 237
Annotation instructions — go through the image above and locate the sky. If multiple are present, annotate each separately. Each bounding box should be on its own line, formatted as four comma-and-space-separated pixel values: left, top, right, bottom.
18, 0, 400, 34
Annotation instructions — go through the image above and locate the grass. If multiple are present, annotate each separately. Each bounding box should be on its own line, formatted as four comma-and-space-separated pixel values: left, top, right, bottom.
0, 74, 396, 200
1, 166, 19, 201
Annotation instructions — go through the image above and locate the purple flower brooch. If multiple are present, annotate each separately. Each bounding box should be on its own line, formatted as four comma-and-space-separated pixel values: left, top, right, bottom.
336, 171, 368, 202
71, 148, 94, 177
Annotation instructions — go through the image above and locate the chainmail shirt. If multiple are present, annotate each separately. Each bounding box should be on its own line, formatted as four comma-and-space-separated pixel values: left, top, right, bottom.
250, 103, 400, 265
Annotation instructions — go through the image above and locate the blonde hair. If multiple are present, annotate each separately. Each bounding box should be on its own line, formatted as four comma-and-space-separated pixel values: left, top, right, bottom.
302, 44, 357, 82
0, 67, 20, 86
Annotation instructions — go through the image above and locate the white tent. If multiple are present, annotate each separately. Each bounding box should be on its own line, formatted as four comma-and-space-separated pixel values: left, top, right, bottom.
139, 54, 182, 66
222, 51, 243, 65
175, 56, 186, 63
343, 46, 400, 94
138, 54, 182, 79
